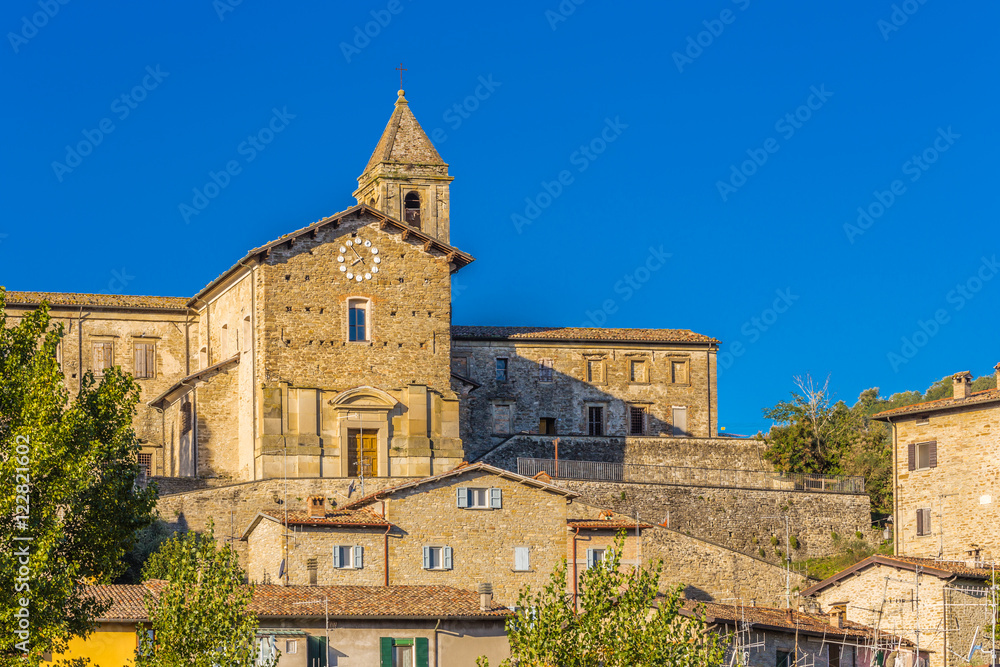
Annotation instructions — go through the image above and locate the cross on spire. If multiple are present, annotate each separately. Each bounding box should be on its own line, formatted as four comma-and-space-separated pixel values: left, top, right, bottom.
396, 62, 407, 89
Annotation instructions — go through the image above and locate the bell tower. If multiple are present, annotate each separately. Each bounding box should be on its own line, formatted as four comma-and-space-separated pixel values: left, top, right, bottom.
354, 89, 454, 243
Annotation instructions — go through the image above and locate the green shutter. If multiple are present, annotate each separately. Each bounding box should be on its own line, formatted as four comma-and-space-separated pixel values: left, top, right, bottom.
415, 637, 429, 667
379, 637, 393, 666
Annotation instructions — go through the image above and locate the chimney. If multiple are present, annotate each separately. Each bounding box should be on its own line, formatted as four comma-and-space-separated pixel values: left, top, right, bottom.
829, 604, 846, 629
306, 495, 326, 519
478, 582, 494, 611
953, 371, 972, 400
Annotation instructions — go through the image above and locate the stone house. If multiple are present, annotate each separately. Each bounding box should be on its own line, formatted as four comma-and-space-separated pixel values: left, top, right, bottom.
2, 87, 722, 485
683, 600, 912, 667
874, 367, 1000, 561
799, 555, 996, 667
55, 582, 510, 667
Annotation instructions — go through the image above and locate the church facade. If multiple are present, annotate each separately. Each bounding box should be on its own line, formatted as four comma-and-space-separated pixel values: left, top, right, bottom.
4, 90, 720, 483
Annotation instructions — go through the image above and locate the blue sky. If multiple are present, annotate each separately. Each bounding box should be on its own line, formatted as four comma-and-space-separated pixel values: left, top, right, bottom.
2, 1, 997, 434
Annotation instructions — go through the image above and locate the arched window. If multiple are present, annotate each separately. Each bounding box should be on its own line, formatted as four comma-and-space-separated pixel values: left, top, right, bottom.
348, 298, 370, 342
404, 191, 421, 228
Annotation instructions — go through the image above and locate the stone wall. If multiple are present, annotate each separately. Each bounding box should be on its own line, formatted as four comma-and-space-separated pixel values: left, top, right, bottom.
452, 340, 718, 459
556, 480, 871, 562
476, 434, 769, 472
892, 402, 1000, 560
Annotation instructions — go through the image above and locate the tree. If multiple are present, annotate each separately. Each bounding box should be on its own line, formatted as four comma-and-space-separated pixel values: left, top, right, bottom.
136, 525, 275, 667
477, 532, 726, 667
0, 292, 157, 664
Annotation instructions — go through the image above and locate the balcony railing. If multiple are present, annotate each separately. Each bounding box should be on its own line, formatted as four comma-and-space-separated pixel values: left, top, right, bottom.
517, 458, 865, 494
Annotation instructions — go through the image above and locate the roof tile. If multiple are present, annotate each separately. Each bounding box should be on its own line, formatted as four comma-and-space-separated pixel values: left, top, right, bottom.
451, 325, 719, 345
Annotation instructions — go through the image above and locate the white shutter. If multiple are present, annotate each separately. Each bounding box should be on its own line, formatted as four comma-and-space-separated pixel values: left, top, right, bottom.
443, 546, 453, 570
489, 488, 502, 509
515, 547, 529, 571
333, 545, 342, 568
423, 546, 431, 569
586, 549, 595, 569
457, 487, 469, 508
354, 545, 364, 569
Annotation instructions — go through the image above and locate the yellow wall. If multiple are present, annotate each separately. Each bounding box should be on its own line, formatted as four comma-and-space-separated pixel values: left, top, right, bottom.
52, 623, 140, 667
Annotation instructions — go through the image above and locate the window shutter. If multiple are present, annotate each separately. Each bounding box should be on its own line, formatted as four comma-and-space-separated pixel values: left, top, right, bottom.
145, 344, 155, 378
457, 487, 468, 508
928, 441, 937, 468
907, 443, 915, 471
515, 547, 529, 571
333, 546, 342, 568
490, 488, 502, 509
916, 509, 924, 536
415, 637, 429, 667
379, 638, 393, 667
422, 546, 431, 569
443, 546, 453, 570
924, 508, 932, 535
586, 549, 595, 569
354, 545, 364, 569
134, 345, 145, 378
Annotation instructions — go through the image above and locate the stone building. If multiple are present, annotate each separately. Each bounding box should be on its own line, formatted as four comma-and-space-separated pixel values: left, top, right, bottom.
2, 88, 720, 485
874, 367, 1000, 561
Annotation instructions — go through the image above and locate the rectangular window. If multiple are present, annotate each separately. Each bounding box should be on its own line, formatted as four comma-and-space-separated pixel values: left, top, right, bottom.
92, 341, 113, 374
776, 651, 792, 667
586, 359, 603, 384
451, 356, 469, 377
457, 487, 502, 509
672, 406, 688, 437
538, 359, 553, 382
137, 453, 152, 479
588, 407, 604, 436
422, 546, 453, 570
538, 417, 556, 435
671, 360, 689, 384
629, 406, 646, 435
469, 487, 488, 508
492, 404, 511, 434
514, 547, 530, 571
907, 441, 937, 471
134, 342, 155, 379
629, 360, 647, 383
495, 358, 508, 382
286, 640, 297, 654
333, 545, 363, 569
916, 508, 932, 536
348, 301, 368, 342
380, 637, 429, 667
586, 548, 606, 569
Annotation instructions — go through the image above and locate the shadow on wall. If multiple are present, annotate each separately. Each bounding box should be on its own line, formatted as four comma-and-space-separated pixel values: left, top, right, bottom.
452, 347, 703, 462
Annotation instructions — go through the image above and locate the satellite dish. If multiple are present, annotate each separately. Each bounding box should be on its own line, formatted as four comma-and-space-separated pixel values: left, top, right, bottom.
278, 559, 285, 580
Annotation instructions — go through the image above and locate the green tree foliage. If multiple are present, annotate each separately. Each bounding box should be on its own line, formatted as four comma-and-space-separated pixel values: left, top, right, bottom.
477, 532, 726, 667
0, 291, 156, 664
116, 520, 175, 585
136, 526, 274, 667
759, 371, 997, 515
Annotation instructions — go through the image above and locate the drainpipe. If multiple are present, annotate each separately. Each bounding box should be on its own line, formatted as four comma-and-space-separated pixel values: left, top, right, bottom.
433, 618, 441, 667
571, 527, 581, 609
382, 500, 390, 586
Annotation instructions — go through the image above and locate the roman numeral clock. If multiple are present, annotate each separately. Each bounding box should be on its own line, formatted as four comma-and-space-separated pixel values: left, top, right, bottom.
337, 238, 381, 282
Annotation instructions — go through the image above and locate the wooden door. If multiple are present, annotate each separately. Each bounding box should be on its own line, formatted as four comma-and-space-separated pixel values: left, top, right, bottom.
347, 429, 378, 477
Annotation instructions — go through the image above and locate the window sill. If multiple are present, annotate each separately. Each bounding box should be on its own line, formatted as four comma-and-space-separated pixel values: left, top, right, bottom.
511, 569, 534, 573
461, 506, 495, 511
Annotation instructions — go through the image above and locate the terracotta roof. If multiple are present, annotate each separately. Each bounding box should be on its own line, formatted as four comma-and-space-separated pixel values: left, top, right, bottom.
873, 388, 1000, 419
567, 519, 653, 530
683, 600, 910, 646
84, 584, 153, 621
3, 290, 189, 312
84, 583, 510, 620
363, 91, 446, 173
451, 325, 719, 345
240, 508, 390, 540
251, 585, 510, 619
799, 555, 994, 598
342, 462, 579, 509
189, 203, 473, 307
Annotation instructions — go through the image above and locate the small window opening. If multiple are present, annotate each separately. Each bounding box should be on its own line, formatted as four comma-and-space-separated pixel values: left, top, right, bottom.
404, 191, 421, 227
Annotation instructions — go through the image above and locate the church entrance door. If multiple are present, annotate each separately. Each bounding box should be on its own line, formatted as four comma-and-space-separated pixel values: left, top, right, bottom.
347, 429, 378, 477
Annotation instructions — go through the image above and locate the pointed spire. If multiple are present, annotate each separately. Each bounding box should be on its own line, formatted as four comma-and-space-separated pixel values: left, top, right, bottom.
362, 89, 446, 174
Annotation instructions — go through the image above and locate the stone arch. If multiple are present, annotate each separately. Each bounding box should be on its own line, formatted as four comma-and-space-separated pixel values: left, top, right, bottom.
328, 386, 398, 477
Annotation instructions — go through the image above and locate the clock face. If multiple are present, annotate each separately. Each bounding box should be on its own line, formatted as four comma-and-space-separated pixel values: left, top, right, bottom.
336, 238, 382, 282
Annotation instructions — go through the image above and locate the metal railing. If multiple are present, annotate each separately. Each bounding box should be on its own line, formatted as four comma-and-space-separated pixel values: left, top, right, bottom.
517, 458, 865, 494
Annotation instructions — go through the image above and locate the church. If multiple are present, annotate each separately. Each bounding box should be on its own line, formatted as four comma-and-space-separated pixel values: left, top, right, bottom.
4, 89, 721, 484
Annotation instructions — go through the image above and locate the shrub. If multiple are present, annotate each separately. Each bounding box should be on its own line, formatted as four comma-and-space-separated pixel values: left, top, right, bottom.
789, 535, 800, 550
